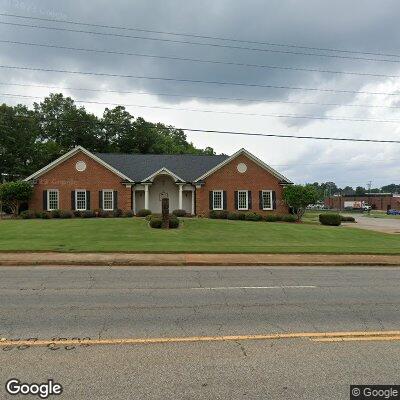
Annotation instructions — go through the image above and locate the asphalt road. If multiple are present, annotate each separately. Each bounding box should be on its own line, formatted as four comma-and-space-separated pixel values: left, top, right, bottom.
1, 265, 399, 399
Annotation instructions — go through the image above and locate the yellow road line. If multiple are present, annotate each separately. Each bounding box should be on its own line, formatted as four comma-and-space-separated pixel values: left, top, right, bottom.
1, 331, 400, 348
311, 335, 400, 342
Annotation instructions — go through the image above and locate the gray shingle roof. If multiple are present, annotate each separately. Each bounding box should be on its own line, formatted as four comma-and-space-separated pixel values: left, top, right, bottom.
94, 153, 229, 182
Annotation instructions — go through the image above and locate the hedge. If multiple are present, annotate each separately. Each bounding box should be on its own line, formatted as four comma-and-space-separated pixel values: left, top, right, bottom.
340, 215, 355, 222
319, 213, 342, 226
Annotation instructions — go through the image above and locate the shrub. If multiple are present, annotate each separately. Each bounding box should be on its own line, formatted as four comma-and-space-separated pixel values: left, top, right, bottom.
20, 210, 36, 219
281, 214, 297, 223
169, 216, 180, 229
60, 210, 73, 219
81, 210, 95, 218
113, 208, 124, 218
38, 211, 51, 219
227, 212, 239, 220
244, 212, 262, 221
73, 210, 82, 218
172, 209, 187, 217
209, 210, 228, 219
137, 209, 152, 217
340, 215, 355, 222
319, 213, 341, 226
264, 214, 282, 222
123, 210, 134, 218
149, 217, 162, 228
51, 209, 62, 219
98, 210, 113, 218
237, 213, 246, 220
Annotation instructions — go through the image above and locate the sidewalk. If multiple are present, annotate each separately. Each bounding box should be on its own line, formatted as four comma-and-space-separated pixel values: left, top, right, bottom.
0, 252, 400, 266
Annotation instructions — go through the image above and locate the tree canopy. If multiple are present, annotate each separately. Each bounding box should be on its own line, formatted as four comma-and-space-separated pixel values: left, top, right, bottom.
283, 184, 318, 221
0, 93, 215, 180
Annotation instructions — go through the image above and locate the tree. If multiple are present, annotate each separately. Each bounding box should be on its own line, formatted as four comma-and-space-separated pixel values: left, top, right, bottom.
355, 186, 366, 196
283, 184, 318, 221
0, 181, 33, 216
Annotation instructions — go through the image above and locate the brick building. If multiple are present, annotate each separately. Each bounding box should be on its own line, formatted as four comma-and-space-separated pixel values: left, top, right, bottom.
25, 146, 293, 216
325, 193, 400, 211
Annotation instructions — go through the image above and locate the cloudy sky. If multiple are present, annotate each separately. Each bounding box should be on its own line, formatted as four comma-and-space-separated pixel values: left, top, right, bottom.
1, 0, 400, 187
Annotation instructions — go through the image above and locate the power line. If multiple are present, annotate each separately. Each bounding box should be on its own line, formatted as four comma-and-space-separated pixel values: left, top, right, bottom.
1, 116, 400, 144
1, 12, 400, 60
3, 39, 400, 79
1, 82, 400, 110
2, 64, 400, 96
2, 20, 400, 64
2, 92, 400, 124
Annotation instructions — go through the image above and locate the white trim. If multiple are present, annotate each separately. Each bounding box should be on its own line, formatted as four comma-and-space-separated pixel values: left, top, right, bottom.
212, 190, 223, 210
142, 167, 185, 183
24, 146, 133, 182
237, 190, 249, 211
47, 189, 59, 211
75, 189, 87, 211
261, 190, 273, 210
102, 189, 114, 211
194, 148, 292, 183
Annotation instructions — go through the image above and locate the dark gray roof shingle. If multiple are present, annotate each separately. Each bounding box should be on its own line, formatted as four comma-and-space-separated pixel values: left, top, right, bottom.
94, 153, 229, 182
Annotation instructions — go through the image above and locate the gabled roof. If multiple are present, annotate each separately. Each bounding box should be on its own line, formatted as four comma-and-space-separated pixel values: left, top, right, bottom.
194, 148, 293, 184
94, 152, 228, 182
24, 146, 133, 182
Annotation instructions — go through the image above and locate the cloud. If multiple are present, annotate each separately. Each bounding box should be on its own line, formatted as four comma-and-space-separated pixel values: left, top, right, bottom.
1, 0, 400, 187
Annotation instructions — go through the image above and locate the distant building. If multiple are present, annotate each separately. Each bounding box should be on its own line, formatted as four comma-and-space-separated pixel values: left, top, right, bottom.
325, 193, 400, 211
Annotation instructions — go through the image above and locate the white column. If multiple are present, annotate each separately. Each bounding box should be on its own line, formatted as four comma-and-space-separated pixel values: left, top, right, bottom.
178, 184, 183, 210
144, 184, 149, 210
191, 188, 195, 215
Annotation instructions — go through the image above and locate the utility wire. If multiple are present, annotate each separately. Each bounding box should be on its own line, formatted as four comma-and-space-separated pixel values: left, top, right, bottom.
1, 82, 400, 110
1, 116, 400, 144
2, 92, 400, 124
3, 39, 400, 79
1, 12, 400, 60
2, 20, 400, 64
2, 64, 400, 96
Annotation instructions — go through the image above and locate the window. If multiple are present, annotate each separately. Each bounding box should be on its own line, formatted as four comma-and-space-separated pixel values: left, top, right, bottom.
75, 190, 87, 211
262, 190, 273, 210
103, 190, 114, 211
212, 190, 223, 210
47, 189, 59, 211
238, 190, 248, 210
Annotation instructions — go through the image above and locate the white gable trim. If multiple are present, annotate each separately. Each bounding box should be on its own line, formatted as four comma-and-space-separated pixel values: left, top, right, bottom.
142, 167, 185, 182
24, 146, 134, 182
194, 148, 293, 183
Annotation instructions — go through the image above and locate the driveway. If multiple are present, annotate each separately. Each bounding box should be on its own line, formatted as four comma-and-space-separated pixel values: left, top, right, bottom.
346, 214, 400, 234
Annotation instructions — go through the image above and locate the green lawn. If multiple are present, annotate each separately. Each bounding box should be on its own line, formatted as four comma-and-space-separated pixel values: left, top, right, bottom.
0, 218, 399, 254
364, 211, 400, 219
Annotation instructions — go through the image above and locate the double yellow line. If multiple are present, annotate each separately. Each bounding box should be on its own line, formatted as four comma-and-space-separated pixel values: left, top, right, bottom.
1, 330, 400, 348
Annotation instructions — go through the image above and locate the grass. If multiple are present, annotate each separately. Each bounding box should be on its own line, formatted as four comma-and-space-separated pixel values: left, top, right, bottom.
364, 211, 400, 219
0, 217, 399, 254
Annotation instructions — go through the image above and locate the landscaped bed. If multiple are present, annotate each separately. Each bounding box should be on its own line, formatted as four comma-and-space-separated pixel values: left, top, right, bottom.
0, 218, 399, 254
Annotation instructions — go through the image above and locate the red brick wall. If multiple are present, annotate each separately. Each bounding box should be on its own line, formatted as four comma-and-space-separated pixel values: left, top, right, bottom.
29, 151, 132, 212
196, 153, 289, 216
324, 196, 400, 211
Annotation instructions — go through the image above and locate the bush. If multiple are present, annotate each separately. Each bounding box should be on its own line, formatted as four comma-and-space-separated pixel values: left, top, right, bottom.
51, 209, 62, 219
244, 212, 262, 221
113, 209, 124, 218
172, 209, 187, 217
169, 216, 180, 229
123, 210, 134, 218
319, 213, 342, 226
20, 210, 36, 219
60, 210, 73, 219
73, 210, 82, 218
137, 209, 152, 217
281, 214, 297, 223
227, 212, 239, 220
209, 210, 228, 219
341, 215, 355, 222
149, 217, 162, 228
38, 211, 51, 219
81, 210, 95, 218
264, 214, 282, 222
237, 213, 246, 220
98, 210, 113, 218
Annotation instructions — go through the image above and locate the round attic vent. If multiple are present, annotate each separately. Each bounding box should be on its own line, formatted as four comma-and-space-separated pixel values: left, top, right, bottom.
237, 163, 247, 173
75, 161, 87, 172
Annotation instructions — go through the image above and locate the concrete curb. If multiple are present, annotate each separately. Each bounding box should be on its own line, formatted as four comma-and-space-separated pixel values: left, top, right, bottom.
0, 253, 400, 267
